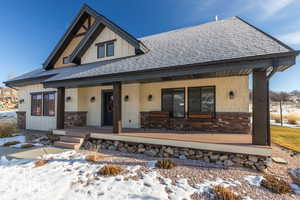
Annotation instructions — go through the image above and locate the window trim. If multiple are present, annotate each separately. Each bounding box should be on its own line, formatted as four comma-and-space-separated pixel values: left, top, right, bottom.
95, 39, 116, 59
187, 86, 216, 119
161, 87, 186, 118
43, 91, 56, 117
30, 91, 56, 117
96, 44, 105, 59
62, 56, 69, 64
106, 41, 115, 57
31, 92, 43, 116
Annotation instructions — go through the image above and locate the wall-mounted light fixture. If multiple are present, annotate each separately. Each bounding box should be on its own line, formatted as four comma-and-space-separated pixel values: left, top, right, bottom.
124, 95, 129, 102
148, 94, 153, 101
66, 96, 71, 102
229, 91, 235, 99
19, 99, 24, 104
90, 96, 96, 103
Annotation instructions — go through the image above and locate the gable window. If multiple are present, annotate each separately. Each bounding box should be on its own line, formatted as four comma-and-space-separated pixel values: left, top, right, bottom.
31, 93, 43, 116
43, 92, 56, 116
96, 39, 116, 59
161, 88, 185, 118
188, 86, 215, 114
31, 92, 56, 117
63, 56, 69, 64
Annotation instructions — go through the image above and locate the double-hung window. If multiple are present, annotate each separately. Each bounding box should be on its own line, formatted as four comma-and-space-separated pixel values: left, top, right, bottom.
161, 88, 185, 118
188, 86, 215, 114
31, 92, 56, 116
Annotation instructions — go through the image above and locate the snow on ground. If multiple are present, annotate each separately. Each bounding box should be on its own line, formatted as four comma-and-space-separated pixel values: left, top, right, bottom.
0, 111, 17, 123
0, 151, 246, 200
0, 135, 25, 146
244, 176, 264, 186
271, 120, 300, 128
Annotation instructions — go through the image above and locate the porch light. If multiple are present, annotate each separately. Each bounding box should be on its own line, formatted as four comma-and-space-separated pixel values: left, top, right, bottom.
124, 95, 129, 102
148, 94, 153, 101
229, 91, 235, 99
19, 99, 24, 104
66, 96, 71, 102
90, 96, 96, 103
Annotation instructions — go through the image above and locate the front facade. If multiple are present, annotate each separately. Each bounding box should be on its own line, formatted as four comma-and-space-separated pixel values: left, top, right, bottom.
6, 5, 299, 147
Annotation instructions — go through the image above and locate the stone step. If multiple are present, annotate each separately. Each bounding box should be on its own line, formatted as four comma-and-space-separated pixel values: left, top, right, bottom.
65, 131, 89, 138
54, 141, 80, 149
60, 136, 83, 143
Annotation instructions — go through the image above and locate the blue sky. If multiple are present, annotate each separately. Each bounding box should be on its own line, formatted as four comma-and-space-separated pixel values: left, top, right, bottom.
0, 0, 299, 91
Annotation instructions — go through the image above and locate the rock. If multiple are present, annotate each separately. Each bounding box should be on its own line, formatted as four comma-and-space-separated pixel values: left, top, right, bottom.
232, 157, 243, 164
248, 156, 258, 163
137, 148, 146, 153
216, 160, 223, 165
164, 147, 174, 155
272, 157, 288, 164
219, 155, 228, 161
145, 149, 157, 157
179, 155, 187, 160
188, 149, 195, 155
255, 163, 267, 173
210, 154, 220, 161
223, 160, 234, 166
113, 141, 119, 146
108, 145, 117, 151
138, 144, 144, 149
289, 168, 300, 186
265, 157, 272, 166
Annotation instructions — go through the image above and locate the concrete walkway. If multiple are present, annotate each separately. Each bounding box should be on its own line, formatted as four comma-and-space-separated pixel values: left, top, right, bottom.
0, 147, 69, 159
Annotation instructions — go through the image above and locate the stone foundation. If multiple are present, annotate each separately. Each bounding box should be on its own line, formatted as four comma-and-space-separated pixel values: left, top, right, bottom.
141, 112, 251, 133
81, 138, 271, 171
64, 111, 87, 128
16, 111, 26, 129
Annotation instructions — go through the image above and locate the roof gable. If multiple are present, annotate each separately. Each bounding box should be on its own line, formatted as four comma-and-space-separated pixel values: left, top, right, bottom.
43, 4, 148, 70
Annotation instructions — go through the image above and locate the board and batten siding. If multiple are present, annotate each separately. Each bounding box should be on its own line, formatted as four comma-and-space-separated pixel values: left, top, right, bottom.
81, 27, 135, 64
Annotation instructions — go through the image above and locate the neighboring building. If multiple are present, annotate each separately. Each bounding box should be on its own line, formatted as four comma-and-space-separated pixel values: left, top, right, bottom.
4, 4, 299, 151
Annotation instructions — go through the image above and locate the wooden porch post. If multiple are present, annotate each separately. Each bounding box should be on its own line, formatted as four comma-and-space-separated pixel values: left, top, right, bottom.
56, 87, 65, 129
113, 82, 122, 133
252, 69, 270, 145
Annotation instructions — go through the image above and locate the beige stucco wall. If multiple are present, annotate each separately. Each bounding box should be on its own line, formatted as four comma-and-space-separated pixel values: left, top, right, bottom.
139, 76, 250, 113
81, 27, 135, 64
17, 84, 57, 131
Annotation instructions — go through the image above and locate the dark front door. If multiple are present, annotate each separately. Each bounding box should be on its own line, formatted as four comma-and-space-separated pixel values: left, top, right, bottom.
102, 91, 113, 126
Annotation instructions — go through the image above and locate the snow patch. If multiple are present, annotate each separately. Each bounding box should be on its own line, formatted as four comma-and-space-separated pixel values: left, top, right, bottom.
0, 135, 25, 146
290, 183, 300, 195
244, 176, 264, 186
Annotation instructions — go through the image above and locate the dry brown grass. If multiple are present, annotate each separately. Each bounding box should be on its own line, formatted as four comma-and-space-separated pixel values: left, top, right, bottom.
213, 186, 242, 200
287, 113, 300, 125
0, 122, 18, 138
98, 165, 122, 176
85, 154, 106, 163
33, 159, 49, 168
20, 144, 34, 148
261, 174, 292, 194
155, 159, 177, 169
3, 141, 20, 146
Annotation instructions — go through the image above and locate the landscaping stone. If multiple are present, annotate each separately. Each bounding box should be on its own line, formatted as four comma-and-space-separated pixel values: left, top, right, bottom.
272, 157, 288, 164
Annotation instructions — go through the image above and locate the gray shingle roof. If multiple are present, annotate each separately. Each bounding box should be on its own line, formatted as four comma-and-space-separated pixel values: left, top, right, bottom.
6, 17, 294, 85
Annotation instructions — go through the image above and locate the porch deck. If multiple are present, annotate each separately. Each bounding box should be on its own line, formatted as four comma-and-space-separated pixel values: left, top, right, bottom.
53, 127, 271, 156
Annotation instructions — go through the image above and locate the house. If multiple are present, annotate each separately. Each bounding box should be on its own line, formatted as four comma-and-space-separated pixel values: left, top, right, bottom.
4, 5, 299, 167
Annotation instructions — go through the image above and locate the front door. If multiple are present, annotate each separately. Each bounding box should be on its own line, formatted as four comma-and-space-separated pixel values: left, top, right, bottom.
102, 91, 113, 126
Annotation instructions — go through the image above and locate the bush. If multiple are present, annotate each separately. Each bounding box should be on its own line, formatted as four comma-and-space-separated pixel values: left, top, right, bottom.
261, 174, 292, 194
155, 159, 177, 169
3, 141, 20, 147
20, 144, 34, 148
85, 154, 105, 163
271, 113, 282, 123
213, 186, 242, 200
287, 113, 300, 125
98, 165, 122, 176
33, 159, 49, 168
0, 122, 18, 138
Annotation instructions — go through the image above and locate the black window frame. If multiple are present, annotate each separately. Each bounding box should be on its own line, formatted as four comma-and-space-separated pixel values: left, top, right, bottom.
161, 87, 185, 118
97, 44, 105, 59
43, 92, 56, 116
188, 86, 216, 118
95, 39, 116, 59
31, 91, 56, 117
106, 41, 115, 57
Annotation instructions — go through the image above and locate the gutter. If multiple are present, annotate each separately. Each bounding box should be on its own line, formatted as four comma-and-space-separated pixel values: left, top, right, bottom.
266, 59, 279, 80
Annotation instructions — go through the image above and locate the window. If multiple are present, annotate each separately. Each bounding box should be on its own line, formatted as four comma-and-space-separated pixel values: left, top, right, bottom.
31, 92, 56, 117
31, 93, 43, 116
63, 56, 69, 64
43, 92, 55, 116
96, 40, 116, 59
162, 88, 185, 118
97, 44, 105, 58
106, 42, 114, 57
188, 86, 215, 114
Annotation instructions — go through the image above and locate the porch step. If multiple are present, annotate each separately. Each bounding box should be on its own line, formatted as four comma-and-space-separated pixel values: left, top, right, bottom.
65, 131, 89, 138
60, 136, 83, 143
54, 141, 81, 150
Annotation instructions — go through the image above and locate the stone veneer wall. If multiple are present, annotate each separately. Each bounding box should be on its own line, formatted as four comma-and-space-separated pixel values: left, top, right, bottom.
81, 138, 271, 171
141, 112, 251, 133
64, 111, 87, 128
16, 111, 26, 129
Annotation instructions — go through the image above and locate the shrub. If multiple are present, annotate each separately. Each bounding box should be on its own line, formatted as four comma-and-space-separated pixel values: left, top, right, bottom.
3, 141, 20, 147
261, 174, 292, 194
85, 154, 105, 163
33, 159, 49, 168
0, 122, 18, 138
20, 144, 34, 148
98, 165, 122, 176
213, 186, 242, 200
155, 159, 177, 169
271, 113, 282, 123
287, 113, 300, 125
